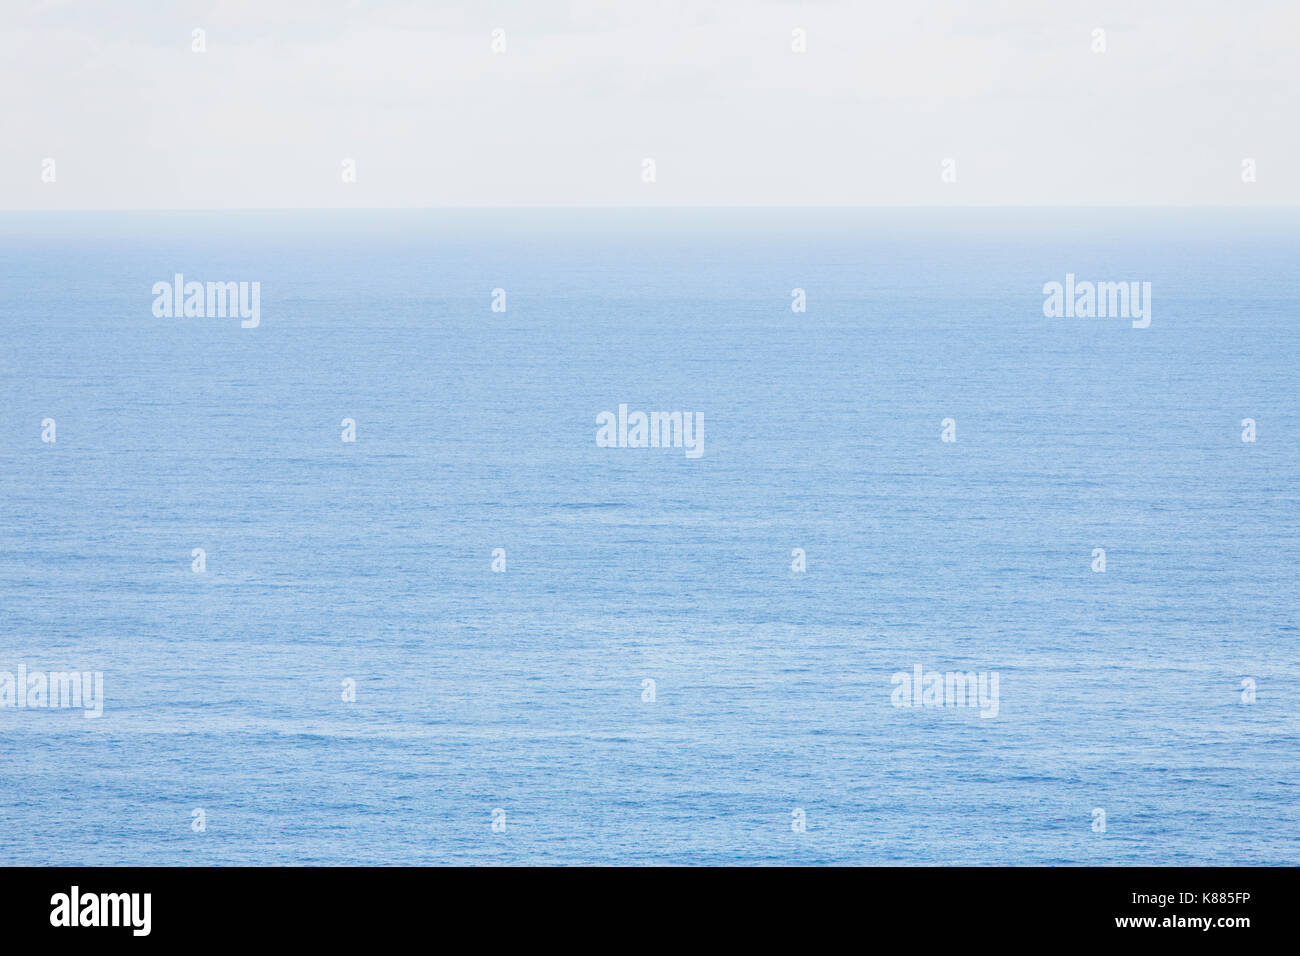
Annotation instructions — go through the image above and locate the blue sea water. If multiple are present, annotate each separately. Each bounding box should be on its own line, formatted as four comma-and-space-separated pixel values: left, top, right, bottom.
0, 209, 1296, 865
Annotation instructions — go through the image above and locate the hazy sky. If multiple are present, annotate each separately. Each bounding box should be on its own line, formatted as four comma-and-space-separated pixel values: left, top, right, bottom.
4, 0, 1296, 208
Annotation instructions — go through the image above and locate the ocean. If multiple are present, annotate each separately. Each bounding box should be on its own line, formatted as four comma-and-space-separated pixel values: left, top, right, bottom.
0, 209, 1296, 865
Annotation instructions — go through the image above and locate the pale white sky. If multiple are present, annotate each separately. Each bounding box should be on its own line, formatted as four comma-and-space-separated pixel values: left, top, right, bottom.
3, 0, 1296, 208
